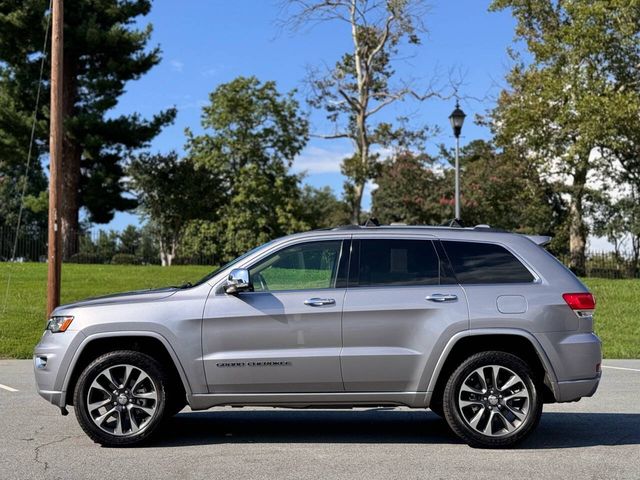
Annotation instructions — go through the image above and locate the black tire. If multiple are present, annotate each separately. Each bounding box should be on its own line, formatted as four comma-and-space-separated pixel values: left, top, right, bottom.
442, 351, 542, 448
73, 350, 168, 447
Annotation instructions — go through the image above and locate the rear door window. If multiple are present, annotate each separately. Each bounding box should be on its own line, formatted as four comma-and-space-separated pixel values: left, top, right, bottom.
349, 239, 440, 287
441, 240, 534, 284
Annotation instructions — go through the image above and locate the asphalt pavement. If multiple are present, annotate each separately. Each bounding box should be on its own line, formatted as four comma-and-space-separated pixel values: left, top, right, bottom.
1, 359, 639, 480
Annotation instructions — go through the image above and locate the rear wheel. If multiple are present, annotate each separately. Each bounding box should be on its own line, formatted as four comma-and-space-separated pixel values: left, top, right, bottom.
73, 350, 168, 446
442, 351, 542, 448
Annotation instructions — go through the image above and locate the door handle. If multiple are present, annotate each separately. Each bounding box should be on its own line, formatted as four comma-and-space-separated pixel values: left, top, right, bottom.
304, 298, 336, 307
426, 293, 458, 303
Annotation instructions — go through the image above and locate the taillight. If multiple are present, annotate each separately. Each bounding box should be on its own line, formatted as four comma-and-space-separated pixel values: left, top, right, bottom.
562, 293, 596, 311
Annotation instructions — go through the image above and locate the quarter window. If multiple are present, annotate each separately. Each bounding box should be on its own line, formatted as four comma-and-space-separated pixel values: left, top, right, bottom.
249, 241, 342, 292
442, 241, 534, 284
350, 239, 440, 287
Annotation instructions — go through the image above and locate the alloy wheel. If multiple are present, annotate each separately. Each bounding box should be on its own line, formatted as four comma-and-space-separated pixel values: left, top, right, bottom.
457, 364, 530, 437
86, 363, 158, 436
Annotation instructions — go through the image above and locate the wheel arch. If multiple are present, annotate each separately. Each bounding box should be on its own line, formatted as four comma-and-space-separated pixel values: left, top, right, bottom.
62, 332, 191, 406
427, 329, 559, 408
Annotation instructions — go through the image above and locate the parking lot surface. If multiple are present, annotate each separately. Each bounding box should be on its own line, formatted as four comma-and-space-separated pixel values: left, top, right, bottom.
1, 359, 639, 480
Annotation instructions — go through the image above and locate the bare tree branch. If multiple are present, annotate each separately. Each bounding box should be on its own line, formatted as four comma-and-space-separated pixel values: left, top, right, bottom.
280, 0, 437, 223
367, 11, 395, 65
310, 132, 355, 139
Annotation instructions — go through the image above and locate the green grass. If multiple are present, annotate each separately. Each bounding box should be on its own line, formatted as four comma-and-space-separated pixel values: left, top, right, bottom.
583, 278, 640, 359
0, 263, 638, 359
0, 262, 211, 358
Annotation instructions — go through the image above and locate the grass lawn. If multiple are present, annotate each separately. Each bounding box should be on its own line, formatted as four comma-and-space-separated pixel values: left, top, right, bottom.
0, 263, 638, 359
0, 262, 211, 358
582, 278, 640, 359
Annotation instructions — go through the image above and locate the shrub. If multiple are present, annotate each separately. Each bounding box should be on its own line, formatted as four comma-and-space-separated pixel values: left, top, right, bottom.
68, 252, 100, 264
111, 253, 142, 265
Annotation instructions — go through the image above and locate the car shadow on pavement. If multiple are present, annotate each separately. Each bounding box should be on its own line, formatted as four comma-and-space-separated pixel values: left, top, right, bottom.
149, 410, 640, 449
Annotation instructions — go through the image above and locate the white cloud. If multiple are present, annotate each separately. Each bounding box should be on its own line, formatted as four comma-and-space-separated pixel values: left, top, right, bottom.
292, 145, 396, 175
170, 60, 184, 73
293, 146, 348, 174
177, 99, 208, 110
201, 64, 225, 77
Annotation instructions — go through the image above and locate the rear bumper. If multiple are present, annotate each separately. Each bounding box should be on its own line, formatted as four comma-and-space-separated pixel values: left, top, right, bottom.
535, 332, 602, 379
533, 331, 602, 402
556, 374, 601, 402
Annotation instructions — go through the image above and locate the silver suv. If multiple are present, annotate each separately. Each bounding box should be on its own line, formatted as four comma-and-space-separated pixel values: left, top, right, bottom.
34, 225, 602, 448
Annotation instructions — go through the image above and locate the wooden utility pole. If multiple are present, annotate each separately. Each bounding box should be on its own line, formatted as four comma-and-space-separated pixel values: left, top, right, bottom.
47, 0, 63, 317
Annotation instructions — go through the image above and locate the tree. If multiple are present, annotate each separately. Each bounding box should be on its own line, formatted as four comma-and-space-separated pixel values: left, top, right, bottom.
372, 151, 448, 225
282, 0, 438, 224
137, 223, 160, 265
372, 141, 567, 252
185, 76, 309, 262
128, 152, 221, 266
0, 0, 175, 258
489, 0, 640, 275
0, 162, 48, 233
214, 162, 307, 261
299, 185, 351, 229
118, 225, 141, 254
439, 140, 566, 239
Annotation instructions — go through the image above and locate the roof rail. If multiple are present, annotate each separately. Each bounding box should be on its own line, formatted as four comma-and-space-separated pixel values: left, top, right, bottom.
331, 225, 361, 231
472, 225, 505, 232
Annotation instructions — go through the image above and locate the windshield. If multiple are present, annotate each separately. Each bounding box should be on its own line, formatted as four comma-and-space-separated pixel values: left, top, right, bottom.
191, 239, 278, 287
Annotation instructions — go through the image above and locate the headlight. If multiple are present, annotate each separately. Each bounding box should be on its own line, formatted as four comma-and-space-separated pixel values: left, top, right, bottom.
46, 316, 74, 333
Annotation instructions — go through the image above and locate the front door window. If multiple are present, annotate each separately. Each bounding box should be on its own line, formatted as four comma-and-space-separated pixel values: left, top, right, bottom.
249, 240, 342, 292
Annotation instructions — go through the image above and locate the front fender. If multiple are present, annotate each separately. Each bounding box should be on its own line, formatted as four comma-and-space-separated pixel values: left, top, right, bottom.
60, 331, 195, 405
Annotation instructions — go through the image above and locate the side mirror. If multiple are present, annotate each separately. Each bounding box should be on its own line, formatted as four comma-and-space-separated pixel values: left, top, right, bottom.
225, 268, 252, 294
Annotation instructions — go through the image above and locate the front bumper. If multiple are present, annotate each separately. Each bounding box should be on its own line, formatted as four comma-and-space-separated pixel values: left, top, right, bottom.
33, 329, 85, 407
36, 389, 66, 407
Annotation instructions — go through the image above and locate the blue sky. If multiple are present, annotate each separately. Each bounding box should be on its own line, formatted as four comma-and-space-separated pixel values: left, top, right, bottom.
104, 0, 518, 231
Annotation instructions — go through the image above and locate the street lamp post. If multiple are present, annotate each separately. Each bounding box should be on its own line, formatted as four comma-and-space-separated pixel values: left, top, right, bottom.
449, 101, 466, 220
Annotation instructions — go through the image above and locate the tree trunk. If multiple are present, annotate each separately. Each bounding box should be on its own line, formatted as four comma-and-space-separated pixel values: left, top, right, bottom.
350, 181, 364, 224
569, 165, 588, 276
60, 56, 80, 260
350, 109, 369, 225
159, 238, 176, 266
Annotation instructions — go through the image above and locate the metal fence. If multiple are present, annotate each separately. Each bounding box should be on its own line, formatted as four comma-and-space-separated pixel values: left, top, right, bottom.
556, 253, 640, 279
0, 226, 218, 266
1, 226, 639, 278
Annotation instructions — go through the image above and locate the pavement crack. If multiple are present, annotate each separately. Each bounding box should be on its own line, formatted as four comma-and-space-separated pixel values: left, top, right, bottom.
33, 435, 76, 472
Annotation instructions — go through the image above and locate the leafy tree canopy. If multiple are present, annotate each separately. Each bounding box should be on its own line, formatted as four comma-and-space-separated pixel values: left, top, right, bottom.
128, 152, 221, 266
0, 0, 175, 256
183, 76, 310, 261
488, 0, 640, 273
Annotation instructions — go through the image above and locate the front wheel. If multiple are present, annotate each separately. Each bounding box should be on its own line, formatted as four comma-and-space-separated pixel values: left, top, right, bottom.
442, 351, 542, 448
73, 350, 168, 446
